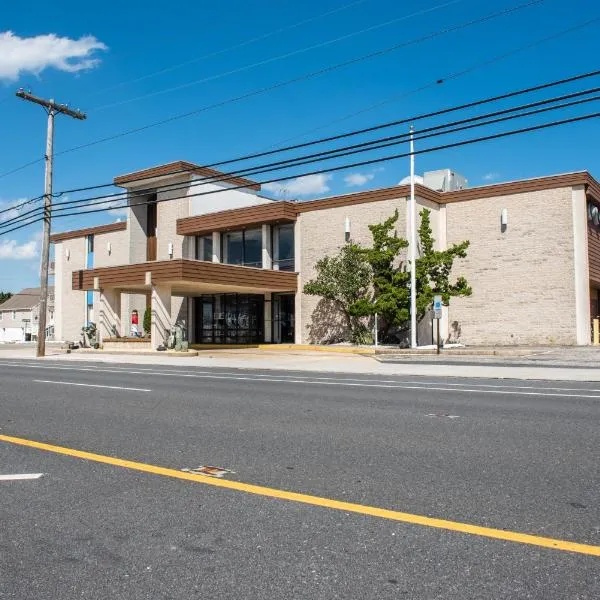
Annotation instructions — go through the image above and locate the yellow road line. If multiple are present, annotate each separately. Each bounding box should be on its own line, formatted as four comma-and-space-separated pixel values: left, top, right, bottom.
1, 433, 598, 557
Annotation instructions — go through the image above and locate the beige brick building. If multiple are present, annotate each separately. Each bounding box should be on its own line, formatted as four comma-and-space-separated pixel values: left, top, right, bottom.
50, 161, 600, 348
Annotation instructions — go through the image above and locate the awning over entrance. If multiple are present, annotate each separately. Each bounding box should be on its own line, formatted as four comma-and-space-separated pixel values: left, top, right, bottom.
71, 259, 297, 293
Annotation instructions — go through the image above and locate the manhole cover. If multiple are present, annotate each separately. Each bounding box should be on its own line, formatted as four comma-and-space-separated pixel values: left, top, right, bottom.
181, 465, 234, 478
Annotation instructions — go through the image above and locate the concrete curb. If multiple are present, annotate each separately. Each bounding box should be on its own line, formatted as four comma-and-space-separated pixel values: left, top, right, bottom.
69, 349, 199, 357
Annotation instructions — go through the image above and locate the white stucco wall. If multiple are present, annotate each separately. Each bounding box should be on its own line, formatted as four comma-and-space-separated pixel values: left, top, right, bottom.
189, 178, 271, 217
54, 238, 87, 342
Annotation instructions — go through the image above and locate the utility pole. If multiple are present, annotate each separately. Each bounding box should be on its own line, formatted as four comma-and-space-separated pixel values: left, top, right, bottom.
409, 125, 417, 349
16, 90, 86, 357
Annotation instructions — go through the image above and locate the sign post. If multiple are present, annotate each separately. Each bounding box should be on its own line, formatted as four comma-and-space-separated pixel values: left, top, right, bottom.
433, 295, 443, 355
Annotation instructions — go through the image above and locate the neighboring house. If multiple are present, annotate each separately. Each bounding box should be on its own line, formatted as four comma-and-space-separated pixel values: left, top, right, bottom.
0, 287, 55, 343
50, 160, 600, 347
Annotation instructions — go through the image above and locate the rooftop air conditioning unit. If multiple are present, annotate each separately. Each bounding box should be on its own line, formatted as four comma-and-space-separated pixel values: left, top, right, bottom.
423, 169, 468, 192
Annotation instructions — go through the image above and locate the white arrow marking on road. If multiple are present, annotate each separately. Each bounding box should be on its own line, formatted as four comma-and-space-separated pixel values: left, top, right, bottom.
0, 473, 44, 480
33, 380, 151, 392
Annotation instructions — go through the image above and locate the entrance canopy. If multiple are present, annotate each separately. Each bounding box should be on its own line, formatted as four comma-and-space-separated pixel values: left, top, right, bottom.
72, 259, 297, 294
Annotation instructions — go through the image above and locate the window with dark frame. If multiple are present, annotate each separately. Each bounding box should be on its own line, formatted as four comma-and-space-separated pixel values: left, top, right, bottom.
222, 229, 262, 268
272, 223, 294, 271
195, 235, 213, 262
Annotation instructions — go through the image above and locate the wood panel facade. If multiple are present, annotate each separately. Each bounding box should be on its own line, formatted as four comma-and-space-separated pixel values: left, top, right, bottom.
177, 201, 297, 236
72, 259, 297, 292
588, 225, 600, 286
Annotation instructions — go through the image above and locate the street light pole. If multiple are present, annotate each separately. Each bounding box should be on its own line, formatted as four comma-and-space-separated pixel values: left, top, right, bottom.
15, 90, 86, 357
409, 125, 417, 349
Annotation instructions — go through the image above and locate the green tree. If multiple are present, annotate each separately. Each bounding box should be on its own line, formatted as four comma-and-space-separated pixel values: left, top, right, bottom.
143, 307, 151, 337
350, 210, 410, 339
303, 243, 372, 343
415, 209, 472, 321
0, 292, 13, 304
350, 209, 471, 342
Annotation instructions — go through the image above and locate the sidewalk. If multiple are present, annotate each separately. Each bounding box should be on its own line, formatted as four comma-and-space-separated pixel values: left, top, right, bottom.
1, 343, 598, 381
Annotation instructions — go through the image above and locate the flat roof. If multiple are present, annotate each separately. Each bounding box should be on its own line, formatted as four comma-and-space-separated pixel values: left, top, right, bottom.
113, 160, 261, 191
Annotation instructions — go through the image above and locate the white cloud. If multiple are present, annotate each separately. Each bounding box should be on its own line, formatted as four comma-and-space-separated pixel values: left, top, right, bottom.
482, 172, 500, 182
344, 172, 375, 187
263, 174, 332, 198
0, 31, 107, 81
0, 238, 38, 259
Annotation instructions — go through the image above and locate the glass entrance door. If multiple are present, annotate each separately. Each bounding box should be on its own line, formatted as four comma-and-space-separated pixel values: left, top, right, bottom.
273, 294, 295, 343
194, 294, 264, 344
200, 298, 214, 343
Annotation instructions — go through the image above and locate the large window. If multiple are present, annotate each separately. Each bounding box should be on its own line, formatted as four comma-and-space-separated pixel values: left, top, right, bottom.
222, 228, 262, 268
195, 235, 213, 262
273, 224, 294, 271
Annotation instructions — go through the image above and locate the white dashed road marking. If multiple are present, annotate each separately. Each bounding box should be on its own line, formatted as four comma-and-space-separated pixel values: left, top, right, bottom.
0, 473, 44, 481
33, 380, 151, 392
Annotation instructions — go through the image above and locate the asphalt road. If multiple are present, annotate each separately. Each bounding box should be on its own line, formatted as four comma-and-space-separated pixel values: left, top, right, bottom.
0, 358, 598, 599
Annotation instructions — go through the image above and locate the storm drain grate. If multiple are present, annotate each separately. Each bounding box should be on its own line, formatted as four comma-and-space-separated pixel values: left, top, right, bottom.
181, 465, 234, 478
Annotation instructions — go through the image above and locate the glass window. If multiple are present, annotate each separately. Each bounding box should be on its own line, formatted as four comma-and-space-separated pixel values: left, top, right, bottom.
273, 224, 295, 271
222, 229, 262, 267
0, 312, 3, 320
224, 231, 243, 265
195, 235, 213, 261
86, 234, 94, 269
12, 311, 16, 320
243, 229, 262, 268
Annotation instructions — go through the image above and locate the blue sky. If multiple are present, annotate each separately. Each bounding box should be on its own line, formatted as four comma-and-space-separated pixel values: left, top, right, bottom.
1, 0, 599, 291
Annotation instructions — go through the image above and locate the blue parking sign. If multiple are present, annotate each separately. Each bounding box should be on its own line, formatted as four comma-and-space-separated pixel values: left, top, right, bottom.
433, 295, 443, 319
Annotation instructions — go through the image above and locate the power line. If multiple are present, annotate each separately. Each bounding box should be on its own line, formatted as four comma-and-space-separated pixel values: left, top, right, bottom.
3, 110, 596, 239
3, 94, 598, 232
0, 195, 44, 216
0, 0, 544, 180
5, 84, 595, 229
46, 93, 600, 212
39, 67, 600, 198
5, 70, 599, 225
85, 0, 372, 99
91, 0, 466, 112
266, 15, 600, 148
5, 65, 600, 229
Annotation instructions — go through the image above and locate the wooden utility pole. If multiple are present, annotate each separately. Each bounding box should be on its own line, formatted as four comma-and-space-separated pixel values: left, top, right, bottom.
16, 90, 86, 357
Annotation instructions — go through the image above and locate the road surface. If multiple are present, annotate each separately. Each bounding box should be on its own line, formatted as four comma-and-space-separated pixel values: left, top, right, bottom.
0, 358, 598, 598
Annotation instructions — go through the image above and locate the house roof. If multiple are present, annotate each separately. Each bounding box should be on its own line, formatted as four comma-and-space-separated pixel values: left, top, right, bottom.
0, 287, 54, 311
113, 160, 261, 191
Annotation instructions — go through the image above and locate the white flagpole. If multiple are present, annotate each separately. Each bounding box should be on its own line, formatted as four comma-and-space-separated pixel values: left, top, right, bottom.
410, 125, 417, 349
